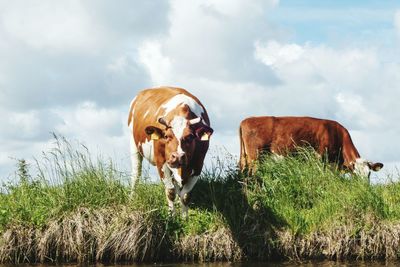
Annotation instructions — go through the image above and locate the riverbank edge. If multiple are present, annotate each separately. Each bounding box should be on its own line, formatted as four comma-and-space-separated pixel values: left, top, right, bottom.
1, 206, 399, 264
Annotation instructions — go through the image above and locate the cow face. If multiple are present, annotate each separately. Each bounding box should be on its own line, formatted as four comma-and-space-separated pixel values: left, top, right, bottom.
145, 116, 213, 169
354, 158, 384, 177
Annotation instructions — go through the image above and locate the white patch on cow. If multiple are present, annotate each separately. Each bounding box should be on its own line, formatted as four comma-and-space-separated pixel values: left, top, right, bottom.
129, 104, 140, 186
168, 166, 183, 188
161, 94, 205, 120
162, 163, 175, 189
177, 140, 184, 154
170, 116, 186, 140
129, 121, 142, 188
354, 158, 371, 177
167, 194, 175, 214
142, 139, 155, 165
180, 175, 199, 219
162, 164, 175, 213
143, 110, 150, 118
170, 115, 187, 155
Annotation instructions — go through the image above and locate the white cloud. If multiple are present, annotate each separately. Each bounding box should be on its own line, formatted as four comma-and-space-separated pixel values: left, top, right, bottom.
55, 101, 123, 137
1, 1, 99, 51
202, 0, 278, 17
255, 40, 380, 88
8, 111, 40, 137
255, 41, 304, 67
159, 0, 278, 84
0, 108, 61, 141
0, 1, 170, 111
138, 41, 172, 85
107, 56, 131, 74
0, 101, 132, 180
53, 102, 132, 170
335, 92, 382, 129
395, 10, 400, 37
0, 138, 56, 181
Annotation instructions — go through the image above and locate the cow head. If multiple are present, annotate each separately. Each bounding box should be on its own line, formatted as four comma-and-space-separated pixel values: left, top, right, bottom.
353, 158, 384, 177
144, 116, 213, 169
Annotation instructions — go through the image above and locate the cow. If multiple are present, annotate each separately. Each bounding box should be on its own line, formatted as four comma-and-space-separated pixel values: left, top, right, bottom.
128, 87, 213, 217
239, 116, 383, 177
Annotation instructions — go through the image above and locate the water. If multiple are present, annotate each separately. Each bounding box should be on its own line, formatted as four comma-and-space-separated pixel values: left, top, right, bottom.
1, 262, 396, 267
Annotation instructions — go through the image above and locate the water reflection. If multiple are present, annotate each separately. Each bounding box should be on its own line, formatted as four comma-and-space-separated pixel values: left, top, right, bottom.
0, 262, 397, 267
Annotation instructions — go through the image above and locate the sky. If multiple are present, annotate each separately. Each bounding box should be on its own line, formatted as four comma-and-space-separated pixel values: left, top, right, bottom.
1, 0, 400, 183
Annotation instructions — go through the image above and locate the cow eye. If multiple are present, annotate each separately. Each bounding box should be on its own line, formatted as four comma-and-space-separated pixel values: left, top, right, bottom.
184, 134, 195, 142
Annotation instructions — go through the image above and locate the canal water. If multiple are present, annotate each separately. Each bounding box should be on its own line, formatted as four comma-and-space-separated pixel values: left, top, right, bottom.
1, 262, 397, 267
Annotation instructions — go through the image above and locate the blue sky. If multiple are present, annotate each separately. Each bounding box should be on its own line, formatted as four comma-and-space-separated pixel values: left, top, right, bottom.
0, 0, 399, 183
272, 0, 400, 47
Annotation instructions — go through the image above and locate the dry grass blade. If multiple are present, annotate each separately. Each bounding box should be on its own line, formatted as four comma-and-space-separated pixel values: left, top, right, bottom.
276, 222, 400, 261
98, 209, 168, 262
176, 227, 242, 262
0, 226, 37, 263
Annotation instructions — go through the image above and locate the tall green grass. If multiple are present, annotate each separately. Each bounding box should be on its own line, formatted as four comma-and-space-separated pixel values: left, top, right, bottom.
0, 136, 129, 229
248, 149, 394, 235
2, 138, 400, 263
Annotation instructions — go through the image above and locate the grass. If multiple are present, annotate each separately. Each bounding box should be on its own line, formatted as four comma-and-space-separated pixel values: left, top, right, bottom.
2, 138, 400, 263
250, 150, 390, 235
0, 136, 130, 228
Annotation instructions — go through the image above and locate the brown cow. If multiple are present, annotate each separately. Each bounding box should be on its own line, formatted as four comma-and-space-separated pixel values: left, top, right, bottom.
239, 116, 383, 177
128, 87, 213, 217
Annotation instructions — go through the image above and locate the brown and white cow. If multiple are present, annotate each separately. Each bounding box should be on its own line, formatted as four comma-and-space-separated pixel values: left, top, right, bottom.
128, 87, 213, 217
239, 116, 383, 177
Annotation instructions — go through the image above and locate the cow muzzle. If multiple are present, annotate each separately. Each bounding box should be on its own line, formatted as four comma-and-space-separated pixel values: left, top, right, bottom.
168, 152, 186, 168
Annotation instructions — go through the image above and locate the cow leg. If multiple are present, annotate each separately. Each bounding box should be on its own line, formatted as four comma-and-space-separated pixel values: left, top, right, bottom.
130, 133, 142, 188
179, 175, 199, 219
244, 144, 259, 176
246, 154, 258, 176
161, 163, 176, 214
165, 187, 176, 215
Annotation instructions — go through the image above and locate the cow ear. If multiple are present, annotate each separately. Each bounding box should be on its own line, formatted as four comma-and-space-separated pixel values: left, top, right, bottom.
369, 162, 384, 172
145, 126, 163, 140
196, 126, 214, 141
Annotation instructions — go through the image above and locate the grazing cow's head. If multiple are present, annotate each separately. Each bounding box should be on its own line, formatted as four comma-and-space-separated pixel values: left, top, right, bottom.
144, 116, 213, 168
353, 158, 384, 177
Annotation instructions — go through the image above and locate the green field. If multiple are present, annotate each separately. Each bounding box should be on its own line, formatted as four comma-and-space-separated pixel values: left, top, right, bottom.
1, 137, 400, 263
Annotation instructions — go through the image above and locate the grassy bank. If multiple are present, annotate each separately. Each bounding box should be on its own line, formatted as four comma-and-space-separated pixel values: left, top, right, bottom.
1, 138, 400, 263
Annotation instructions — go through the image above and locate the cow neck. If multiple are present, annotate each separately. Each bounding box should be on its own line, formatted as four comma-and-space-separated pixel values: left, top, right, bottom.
341, 129, 361, 169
